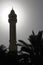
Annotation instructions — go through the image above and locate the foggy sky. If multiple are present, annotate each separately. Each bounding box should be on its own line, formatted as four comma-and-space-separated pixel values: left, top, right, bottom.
0, 0, 43, 47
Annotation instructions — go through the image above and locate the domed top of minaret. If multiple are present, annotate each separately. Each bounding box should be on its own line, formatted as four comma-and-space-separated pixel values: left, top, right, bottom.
8, 8, 17, 23
10, 8, 15, 15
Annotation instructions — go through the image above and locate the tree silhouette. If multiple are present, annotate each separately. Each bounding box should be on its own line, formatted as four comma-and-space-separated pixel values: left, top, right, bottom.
16, 31, 43, 65
16, 40, 34, 64
0, 45, 7, 56
0, 31, 43, 65
29, 30, 43, 65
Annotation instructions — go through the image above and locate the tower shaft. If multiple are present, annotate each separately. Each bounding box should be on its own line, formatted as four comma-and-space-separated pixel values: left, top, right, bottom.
8, 8, 17, 52
9, 23, 16, 51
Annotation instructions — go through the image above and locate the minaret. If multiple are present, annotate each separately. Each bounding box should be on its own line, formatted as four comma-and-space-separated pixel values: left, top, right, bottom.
8, 8, 17, 52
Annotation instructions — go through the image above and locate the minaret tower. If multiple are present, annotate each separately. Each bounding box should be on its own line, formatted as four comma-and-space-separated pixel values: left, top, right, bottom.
8, 8, 17, 52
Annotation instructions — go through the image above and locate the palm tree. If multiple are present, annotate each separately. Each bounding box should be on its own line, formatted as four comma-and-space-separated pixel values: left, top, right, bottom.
28, 31, 43, 65
16, 40, 34, 64
16, 31, 43, 65
29, 31, 43, 55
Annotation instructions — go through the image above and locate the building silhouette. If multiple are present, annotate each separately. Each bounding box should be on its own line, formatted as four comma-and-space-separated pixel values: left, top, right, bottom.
8, 8, 17, 52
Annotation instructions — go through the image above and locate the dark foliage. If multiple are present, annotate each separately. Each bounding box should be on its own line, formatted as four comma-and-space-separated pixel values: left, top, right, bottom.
29, 31, 43, 65
0, 31, 43, 65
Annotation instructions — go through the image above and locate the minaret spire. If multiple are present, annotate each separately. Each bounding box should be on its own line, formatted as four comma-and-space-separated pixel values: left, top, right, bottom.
11, 6, 13, 11
8, 8, 17, 52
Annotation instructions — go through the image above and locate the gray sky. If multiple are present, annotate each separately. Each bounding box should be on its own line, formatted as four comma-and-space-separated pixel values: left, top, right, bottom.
0, 0, 43, 47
